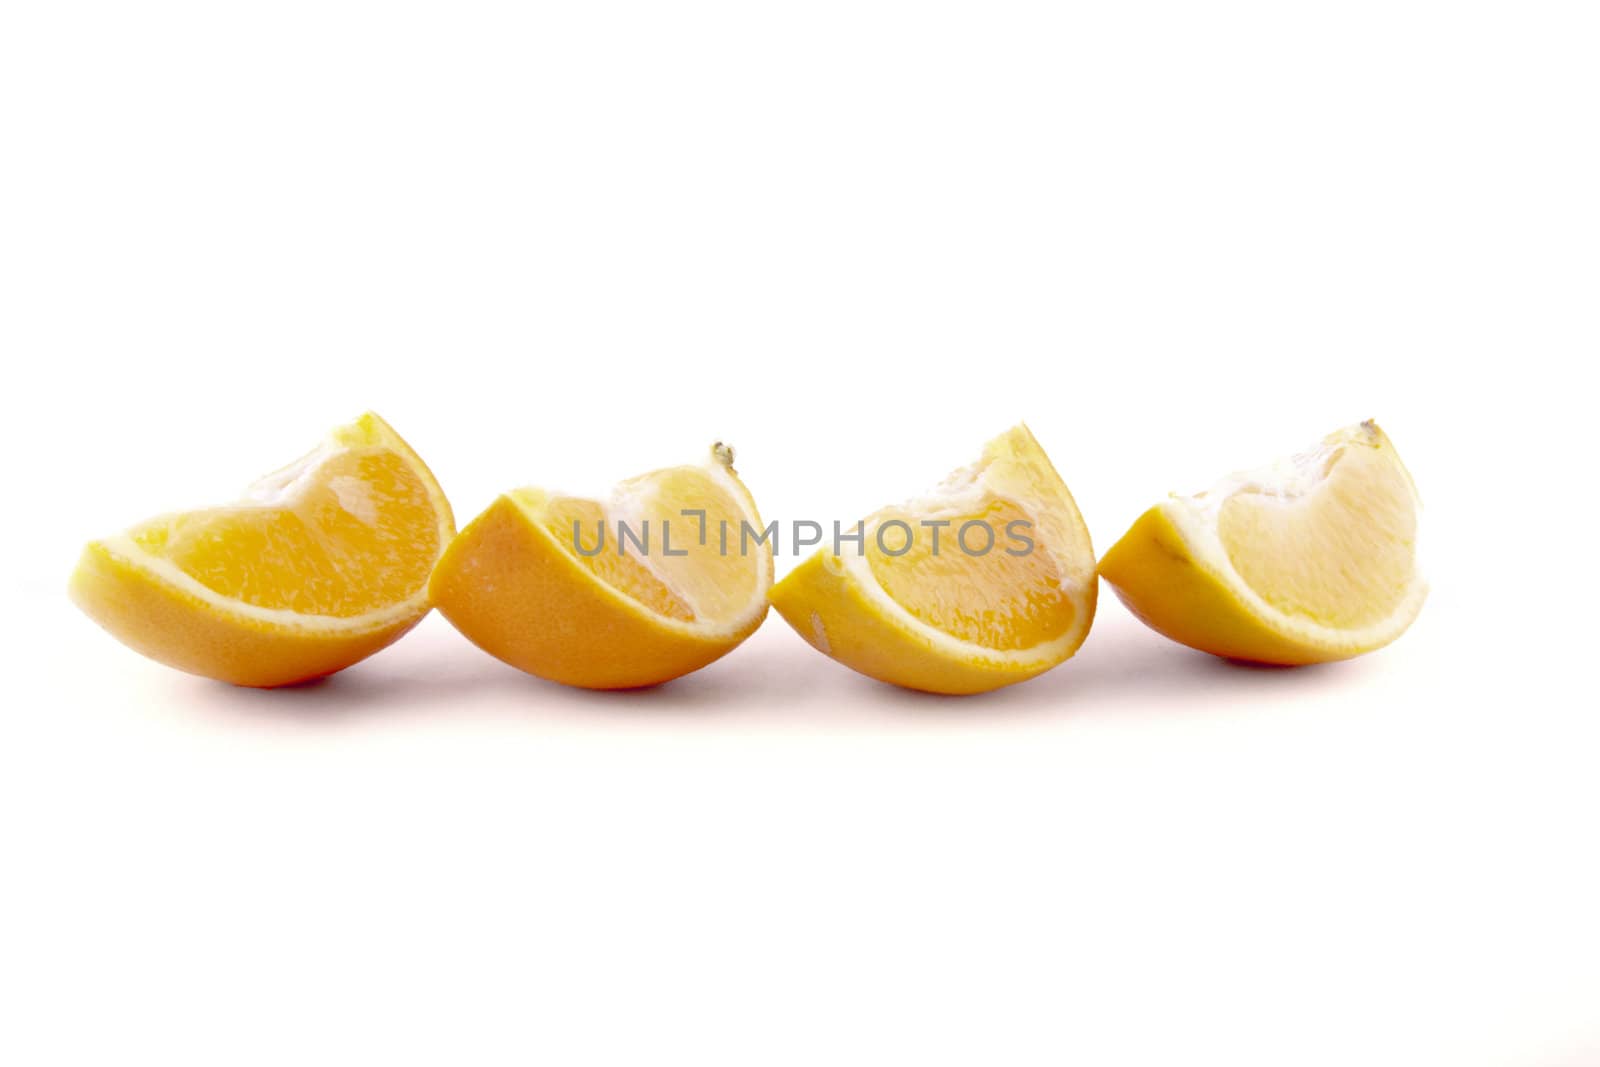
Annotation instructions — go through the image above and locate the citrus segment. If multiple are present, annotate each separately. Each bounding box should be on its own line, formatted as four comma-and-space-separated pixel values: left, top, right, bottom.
769, 425, 1097, 695
69, 413, 455, 687
429, 446, 772, 689
866, 497, 1079, 651
1098, 420, 1425, 664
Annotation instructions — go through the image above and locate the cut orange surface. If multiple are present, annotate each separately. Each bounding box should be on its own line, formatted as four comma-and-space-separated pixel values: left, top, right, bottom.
1099, 420, 1425, 664
69, 413, 455, 687
768, 425, 1097, 695
429, 444, 773, 689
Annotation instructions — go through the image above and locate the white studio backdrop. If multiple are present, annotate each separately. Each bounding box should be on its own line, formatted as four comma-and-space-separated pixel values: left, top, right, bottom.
1, 2, 1596, 1065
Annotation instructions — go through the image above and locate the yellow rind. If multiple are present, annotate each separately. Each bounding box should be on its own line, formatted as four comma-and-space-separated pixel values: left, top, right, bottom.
770, 552, 1092, 695
69, 540, 425, 687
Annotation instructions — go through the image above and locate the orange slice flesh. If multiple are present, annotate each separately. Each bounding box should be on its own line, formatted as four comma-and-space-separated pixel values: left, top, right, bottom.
867, 497, 1080, 651
69, 413, 455, 686
1098, 420, 1425, 664
769, 425, 1097, 695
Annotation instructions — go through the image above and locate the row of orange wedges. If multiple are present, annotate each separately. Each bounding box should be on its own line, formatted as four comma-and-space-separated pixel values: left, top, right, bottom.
70, 414, 1425, 694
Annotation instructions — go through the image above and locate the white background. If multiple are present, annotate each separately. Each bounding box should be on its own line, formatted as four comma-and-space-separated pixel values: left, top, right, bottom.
2, 2, 1597, 1064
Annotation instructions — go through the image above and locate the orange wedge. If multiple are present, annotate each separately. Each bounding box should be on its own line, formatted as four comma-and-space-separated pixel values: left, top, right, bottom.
769, 425, 1097, 694
1099, 420, 1425, 664
430, 444, 772, 689
70, 413, 455, 687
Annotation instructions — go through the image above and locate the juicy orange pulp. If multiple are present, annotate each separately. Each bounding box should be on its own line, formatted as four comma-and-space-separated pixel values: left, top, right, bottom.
866, 496, 1080, 652
128, 446, 444, 617
69, 413, 454, 687
768, 424, 1098, 694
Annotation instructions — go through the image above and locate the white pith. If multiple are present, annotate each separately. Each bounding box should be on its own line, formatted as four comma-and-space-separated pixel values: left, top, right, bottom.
1183, 444, 1337, 520
1162, 428, 1427, 652
243, 440, 341, 505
